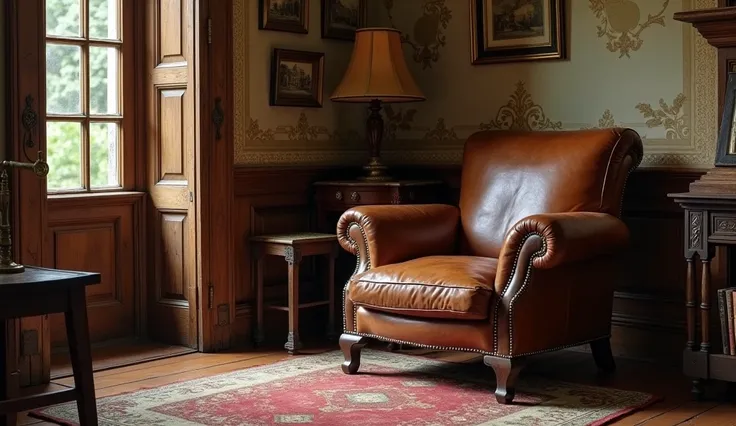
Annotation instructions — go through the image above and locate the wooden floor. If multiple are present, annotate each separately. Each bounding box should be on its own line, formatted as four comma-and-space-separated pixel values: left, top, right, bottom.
15, 343, 736, 425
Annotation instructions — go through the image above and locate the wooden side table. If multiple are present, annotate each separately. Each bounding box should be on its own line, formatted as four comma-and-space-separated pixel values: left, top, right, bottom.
312, 180, 444, 232
250, 233, 339, 354
0, 267, 100, 426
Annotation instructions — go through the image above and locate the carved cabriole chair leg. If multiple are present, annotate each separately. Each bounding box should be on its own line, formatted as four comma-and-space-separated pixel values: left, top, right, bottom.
339, 334, 369, 374
483, 355, 526, 404
590, 337, 616, 373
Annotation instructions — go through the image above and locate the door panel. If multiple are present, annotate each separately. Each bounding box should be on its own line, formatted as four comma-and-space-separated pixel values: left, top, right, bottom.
146, 0, 198, 348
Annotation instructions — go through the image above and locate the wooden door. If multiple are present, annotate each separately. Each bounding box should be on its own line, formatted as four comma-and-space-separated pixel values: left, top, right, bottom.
145, 0, 198, 348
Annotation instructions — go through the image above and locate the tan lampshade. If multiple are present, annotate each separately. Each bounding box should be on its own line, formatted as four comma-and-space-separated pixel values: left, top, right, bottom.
331, 28, 425, 103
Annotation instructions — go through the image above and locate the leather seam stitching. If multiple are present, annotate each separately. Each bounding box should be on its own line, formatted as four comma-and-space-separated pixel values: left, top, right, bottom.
351, 302, 487, 317
352, 279, 493, 292
342, 221, 371, 333
493, 232, 547, 355
341, 331, 608, 358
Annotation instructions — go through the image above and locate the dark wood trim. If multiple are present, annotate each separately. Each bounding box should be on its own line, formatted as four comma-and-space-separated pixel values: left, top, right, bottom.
197, 0, 234, 351
7, 0, 49, 387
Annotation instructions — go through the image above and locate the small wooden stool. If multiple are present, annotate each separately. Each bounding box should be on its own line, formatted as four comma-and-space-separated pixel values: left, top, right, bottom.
250, 232, 339, 354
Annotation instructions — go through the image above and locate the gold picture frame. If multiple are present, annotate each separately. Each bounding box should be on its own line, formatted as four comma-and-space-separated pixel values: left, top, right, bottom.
321, 0, 367, 41
270, 49, 325, 108
470, 0, 565, 65
259, 0, 309, 34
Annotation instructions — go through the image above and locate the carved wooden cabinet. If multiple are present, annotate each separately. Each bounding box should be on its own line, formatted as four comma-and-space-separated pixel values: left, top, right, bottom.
672, 5, 736, 399
670, 192, 736, 398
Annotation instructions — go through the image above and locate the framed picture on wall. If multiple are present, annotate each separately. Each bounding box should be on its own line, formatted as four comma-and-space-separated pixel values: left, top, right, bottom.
470, 0, 565, 64
259, 0, 309, 34
716, 73, 736, 165
270, 49, 324, 108
321, 0, 366, 40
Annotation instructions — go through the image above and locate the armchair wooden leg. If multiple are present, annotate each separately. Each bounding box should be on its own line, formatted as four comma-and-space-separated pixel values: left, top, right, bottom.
339, 334, 369, 375
483, 355, 526, 404
590, 338, 616, 373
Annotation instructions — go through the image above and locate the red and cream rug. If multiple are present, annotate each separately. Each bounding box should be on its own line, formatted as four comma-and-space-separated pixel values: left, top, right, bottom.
32, 349, 659, 425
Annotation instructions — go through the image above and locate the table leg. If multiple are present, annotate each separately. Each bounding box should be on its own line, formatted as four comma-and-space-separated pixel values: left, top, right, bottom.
0, 319, 16, 426
65, 287, 98, 426
326, 249, 337, 341
254, 252, 265, 346
686, 256, 696, 351
285, 247, 303, 355
700, 258, 711, 354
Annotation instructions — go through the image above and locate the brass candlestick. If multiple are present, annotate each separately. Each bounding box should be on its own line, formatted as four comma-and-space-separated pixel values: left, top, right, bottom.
0, 151, 49, 273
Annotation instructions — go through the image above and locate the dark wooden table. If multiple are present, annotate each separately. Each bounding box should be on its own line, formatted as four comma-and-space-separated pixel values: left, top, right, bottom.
670, 191, 736, 399
312, 180, 444, 232
250, 233, 339, 355
0, 266, 100, 425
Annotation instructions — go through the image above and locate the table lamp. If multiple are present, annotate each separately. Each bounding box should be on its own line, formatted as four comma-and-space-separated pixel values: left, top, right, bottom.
331, 28, 425, 181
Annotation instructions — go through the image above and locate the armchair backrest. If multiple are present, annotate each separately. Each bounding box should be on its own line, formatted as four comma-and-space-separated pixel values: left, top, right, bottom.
458, 128, 643, 259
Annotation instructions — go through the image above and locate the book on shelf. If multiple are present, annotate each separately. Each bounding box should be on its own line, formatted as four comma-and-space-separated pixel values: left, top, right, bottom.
718, 287, 736, 355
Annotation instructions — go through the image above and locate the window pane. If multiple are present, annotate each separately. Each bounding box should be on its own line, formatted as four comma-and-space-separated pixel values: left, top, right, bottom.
46, 44, 82, 114
89, 0, 119, 39
47, 122, 83, 191
90, 122, 120, 188
90, 47, 119, 115
46, 0, 81, 37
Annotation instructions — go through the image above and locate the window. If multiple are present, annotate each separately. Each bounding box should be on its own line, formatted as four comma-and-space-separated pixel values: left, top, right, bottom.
45, 0, 125, 192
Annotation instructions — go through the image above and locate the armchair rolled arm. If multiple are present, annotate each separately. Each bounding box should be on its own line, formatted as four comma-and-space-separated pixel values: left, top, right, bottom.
494, 212, 629, 294
337, 204, 460, 272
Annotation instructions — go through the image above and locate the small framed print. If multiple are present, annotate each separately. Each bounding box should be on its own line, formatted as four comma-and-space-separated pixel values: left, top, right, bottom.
259, 0, 309, 34
716, 72, 736, 166
321, 0, 366, 41
270, 49, 324, 108
470, 0, 565, 64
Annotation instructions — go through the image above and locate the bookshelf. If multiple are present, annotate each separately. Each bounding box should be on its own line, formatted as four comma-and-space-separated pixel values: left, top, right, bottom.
671, 5, 736, 399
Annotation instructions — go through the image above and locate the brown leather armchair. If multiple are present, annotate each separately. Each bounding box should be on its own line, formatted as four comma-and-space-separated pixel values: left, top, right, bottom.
336, 129, 643, 404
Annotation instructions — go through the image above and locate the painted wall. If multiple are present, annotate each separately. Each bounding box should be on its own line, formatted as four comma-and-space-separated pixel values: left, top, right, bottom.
369, 0, 718, 167
233, 0, 366, 165
233, 0, 719, 168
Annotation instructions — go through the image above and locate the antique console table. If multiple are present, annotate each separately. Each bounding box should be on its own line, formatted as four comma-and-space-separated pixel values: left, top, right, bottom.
671, 5, 736, 399
669, 193, 736, 398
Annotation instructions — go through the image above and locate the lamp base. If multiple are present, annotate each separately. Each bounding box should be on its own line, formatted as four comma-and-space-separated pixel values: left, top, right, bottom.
358, 157, 393, 182
358, 100, 394, 182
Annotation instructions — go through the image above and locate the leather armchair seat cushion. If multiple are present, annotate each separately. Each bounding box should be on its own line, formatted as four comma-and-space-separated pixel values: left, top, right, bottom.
348, 256, 497, 320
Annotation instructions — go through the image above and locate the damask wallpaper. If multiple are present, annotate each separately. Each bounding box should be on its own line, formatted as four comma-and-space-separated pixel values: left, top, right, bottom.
233, 0, 366, 165
233, 0, 719, 167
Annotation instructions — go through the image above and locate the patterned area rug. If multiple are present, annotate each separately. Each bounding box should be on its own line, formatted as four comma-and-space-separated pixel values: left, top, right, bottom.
31, 349, 659, 425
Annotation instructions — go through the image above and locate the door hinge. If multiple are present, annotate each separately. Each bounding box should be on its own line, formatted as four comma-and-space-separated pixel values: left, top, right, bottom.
208, 284, 214, 309
207, 17, 212, 44
189, 191, 193, 202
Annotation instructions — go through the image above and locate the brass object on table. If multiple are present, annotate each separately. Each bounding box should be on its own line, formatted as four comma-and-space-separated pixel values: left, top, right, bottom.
0, 151, 49, 273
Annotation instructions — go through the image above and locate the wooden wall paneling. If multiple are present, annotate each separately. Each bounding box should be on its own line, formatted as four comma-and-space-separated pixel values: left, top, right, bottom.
46, 193, 144, 348
7, 0, 48, 387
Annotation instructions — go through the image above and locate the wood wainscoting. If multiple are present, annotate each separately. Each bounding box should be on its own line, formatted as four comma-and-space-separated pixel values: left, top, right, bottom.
232, 165, 706, 365
46, 193, 145, 353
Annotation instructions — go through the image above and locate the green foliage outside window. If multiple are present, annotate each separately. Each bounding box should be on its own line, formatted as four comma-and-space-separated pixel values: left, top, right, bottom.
46, 0, 119, 191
